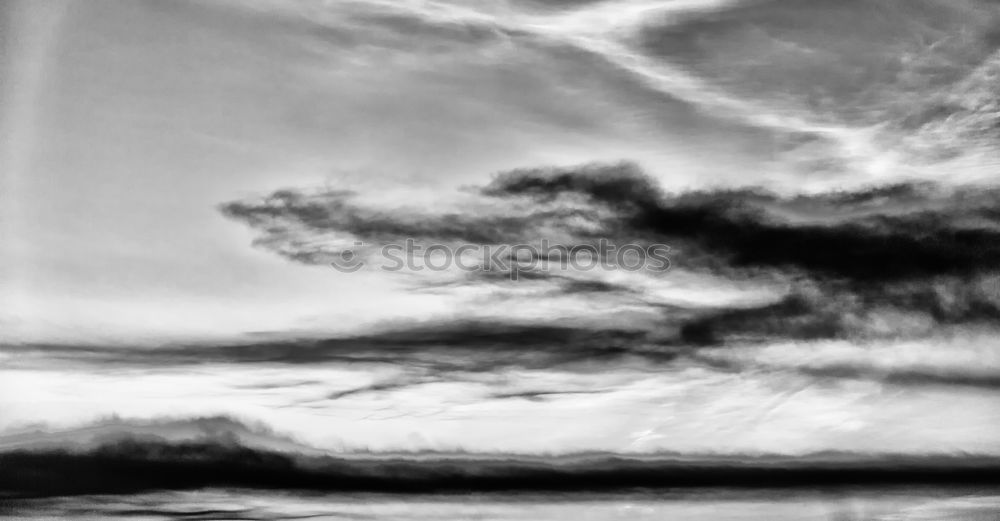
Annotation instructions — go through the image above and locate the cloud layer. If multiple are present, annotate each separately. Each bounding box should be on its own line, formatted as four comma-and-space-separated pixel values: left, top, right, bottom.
222, 161, 1000, 347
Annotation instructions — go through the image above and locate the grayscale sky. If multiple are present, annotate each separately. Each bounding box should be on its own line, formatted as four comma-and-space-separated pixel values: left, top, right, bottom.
2, 0, 999, 456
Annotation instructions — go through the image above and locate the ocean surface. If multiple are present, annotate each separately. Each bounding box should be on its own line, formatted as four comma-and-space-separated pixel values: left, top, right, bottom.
5, 489, 1000, 521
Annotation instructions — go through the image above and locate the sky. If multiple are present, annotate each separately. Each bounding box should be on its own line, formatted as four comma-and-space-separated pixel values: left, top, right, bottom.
2, 0, 1000, 458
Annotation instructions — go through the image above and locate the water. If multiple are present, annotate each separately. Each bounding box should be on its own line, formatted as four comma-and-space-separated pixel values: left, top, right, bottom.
5, 488, 999, 520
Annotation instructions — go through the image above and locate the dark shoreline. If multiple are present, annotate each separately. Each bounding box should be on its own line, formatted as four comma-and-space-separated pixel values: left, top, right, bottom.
4, 439, 1000, 498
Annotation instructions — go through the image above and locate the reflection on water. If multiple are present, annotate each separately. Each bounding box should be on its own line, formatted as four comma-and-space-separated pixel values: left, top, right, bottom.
5, 488, 999, 520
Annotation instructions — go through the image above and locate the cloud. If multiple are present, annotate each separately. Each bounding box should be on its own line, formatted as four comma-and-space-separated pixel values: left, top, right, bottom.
14, 315, 1000, 392
225, 161, 1000, 281
220, 161, 1000, 347
636, 0, 1000, 167
488, 168, 1000, 282
9, 320, 663, 372
219, 187, 588, 249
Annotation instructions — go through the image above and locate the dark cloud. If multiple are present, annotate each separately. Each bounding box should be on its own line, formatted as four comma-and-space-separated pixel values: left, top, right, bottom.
485, 165, 1000, 282
481, 163, 1000, 344
219, 189, 558, 247
679, 275, 1000, 345
8, 321, 664, 371
555, 276, 635, 295
489, 389, 607, 401
481, 161, 663, 209
220, 161, 1000, 346
14, 316, 1000, 391
679, 294, 848, 346
225, 162, 1000, 282
798, 364, 1000, 389
691, 351, 1000, 390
